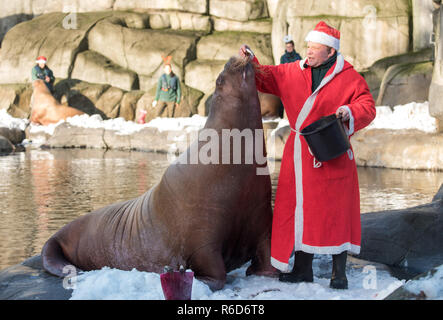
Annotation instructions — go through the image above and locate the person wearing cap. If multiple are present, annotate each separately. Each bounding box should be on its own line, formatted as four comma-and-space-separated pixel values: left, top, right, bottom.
280, 39, 302, 64
152, 63, 181, 118
31, 56, 55, 94
239, 21, 376, 290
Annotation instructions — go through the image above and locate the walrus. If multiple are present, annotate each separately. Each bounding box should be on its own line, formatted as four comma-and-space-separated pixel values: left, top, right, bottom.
30, 79, 84, 126
258, 92, 284, 119
358, 183, 443, 278
41, 56, 277, 290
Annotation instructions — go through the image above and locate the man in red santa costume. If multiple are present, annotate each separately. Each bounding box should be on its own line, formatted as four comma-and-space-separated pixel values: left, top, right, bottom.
239, 21, 376, 289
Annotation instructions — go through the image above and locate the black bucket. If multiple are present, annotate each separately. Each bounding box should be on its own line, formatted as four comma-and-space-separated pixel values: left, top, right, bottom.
300, 114, 351, 162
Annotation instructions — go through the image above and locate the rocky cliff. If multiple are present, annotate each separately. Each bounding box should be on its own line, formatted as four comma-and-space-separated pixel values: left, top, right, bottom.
0, 0, 437, 122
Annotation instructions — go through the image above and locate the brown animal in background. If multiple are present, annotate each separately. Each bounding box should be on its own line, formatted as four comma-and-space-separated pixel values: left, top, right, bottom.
259, 92, 284, 119
30, 80, 84, 126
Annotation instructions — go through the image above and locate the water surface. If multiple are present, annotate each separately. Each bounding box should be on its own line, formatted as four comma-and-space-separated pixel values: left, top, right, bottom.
0, 148, 441, 270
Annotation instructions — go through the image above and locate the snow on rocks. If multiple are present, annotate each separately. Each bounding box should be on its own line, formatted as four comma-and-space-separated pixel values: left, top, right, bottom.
0, 109, 28, 131
367, 101, 438, 133
70, 255, 405, 300
403, 264, 443, 299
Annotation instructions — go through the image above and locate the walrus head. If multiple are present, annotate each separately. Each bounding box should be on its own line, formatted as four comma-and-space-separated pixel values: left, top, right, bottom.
216, 56, 256, 97
208, 56, 262, 129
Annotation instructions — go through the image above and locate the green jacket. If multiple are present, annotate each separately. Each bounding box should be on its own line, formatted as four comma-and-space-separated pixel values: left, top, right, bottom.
31, 65, 55, 92
155, 73, 181, 104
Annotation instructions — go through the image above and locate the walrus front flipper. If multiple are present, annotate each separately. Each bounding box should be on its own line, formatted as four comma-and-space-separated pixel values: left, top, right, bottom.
41, 237, 81, 277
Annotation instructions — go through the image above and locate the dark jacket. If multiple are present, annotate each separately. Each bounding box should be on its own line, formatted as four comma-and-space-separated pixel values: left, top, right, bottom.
31, 65, 55, 92
311, 52, 338, 92
280, 50, 302, 64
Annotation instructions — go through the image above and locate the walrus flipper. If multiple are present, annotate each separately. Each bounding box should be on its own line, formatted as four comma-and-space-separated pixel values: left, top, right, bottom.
41, 237, 81, 277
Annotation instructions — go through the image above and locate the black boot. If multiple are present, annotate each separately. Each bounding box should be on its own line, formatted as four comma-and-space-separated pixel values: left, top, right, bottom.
279, 251, 314, 283
330, 251, 348, 289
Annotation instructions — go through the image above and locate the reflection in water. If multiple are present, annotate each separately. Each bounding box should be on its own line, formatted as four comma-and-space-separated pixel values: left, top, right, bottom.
358, 167, 443, 213
0, 149, 442, 270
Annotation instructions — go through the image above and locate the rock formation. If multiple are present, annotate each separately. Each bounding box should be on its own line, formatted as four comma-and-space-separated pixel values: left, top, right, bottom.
0, 1, 439, 122
357, 184, 443, 278
429, 0, 443, 132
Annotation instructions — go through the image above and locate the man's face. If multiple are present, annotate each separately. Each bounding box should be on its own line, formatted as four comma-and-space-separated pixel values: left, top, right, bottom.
306, 42, 335, 68
164, 65, 172, 74
38, 62, 46, 69
285, 43, 294, 53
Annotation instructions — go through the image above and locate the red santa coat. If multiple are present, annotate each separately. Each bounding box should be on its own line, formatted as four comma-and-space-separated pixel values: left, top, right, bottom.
253, 54, 376, 272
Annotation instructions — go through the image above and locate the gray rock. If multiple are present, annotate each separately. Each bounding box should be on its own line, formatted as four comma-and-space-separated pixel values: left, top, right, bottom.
185, 60, 226, 95
357, 184, 443, 278
385, 264, 443, 300
0, 135, 14, 153
196, 32, 273, 65
209, 0, 269, 22
71, 50, 139, 92
0, 127, 25, 145
412, 0, 435, 51
429, 2, 443, 125
44, 122, 107, 149
376, 61, 433, 107
119, 90, 145, 121
113, 0, 208, 14
87, 16, 199, 89
361, 48, 433, 101
169, 11, 212, 33
351, 129, 443, 170
0, 255, 72, 300
0, 12, 114, 84
213, 17, 272, 34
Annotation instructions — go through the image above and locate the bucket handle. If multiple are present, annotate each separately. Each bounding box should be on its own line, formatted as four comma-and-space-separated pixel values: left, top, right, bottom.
337, 106, 354, 160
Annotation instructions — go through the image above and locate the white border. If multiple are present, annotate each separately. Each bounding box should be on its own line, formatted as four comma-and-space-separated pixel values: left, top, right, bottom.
271, 257, 289, 272
305, 30, 340, 51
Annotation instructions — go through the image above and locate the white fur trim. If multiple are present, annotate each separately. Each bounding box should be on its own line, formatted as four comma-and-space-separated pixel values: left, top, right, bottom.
271, 257, 289, 272
337, 105, 354, 136
337, 105, 355, 161
36, 59, 47, 64
301, 243, 360, 255
305, 30, 340, 51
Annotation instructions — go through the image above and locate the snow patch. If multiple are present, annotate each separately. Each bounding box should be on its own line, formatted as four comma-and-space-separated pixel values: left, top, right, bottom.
0, 109, 29, 131
367, 102, 437, 133
28, 114, 208, 137
70, 256, 405, 300
404, 265, 443, 299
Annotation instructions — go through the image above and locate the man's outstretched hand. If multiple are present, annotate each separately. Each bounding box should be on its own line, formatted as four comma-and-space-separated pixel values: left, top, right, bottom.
239, 44, 254, 59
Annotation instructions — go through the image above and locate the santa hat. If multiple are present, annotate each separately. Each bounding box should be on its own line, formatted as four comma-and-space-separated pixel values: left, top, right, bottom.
36, 56, 47, 64
305, 21, 340, 51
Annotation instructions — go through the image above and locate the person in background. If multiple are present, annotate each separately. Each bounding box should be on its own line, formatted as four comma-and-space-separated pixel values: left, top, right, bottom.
31, 56, 55, 94
280, 36, 302, 64
152, 63, 181, 118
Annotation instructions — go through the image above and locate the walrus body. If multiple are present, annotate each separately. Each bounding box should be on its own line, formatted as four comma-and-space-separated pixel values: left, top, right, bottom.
41, 57, 276, 290
30, 80, 84, 125
358, 184, 443, 278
